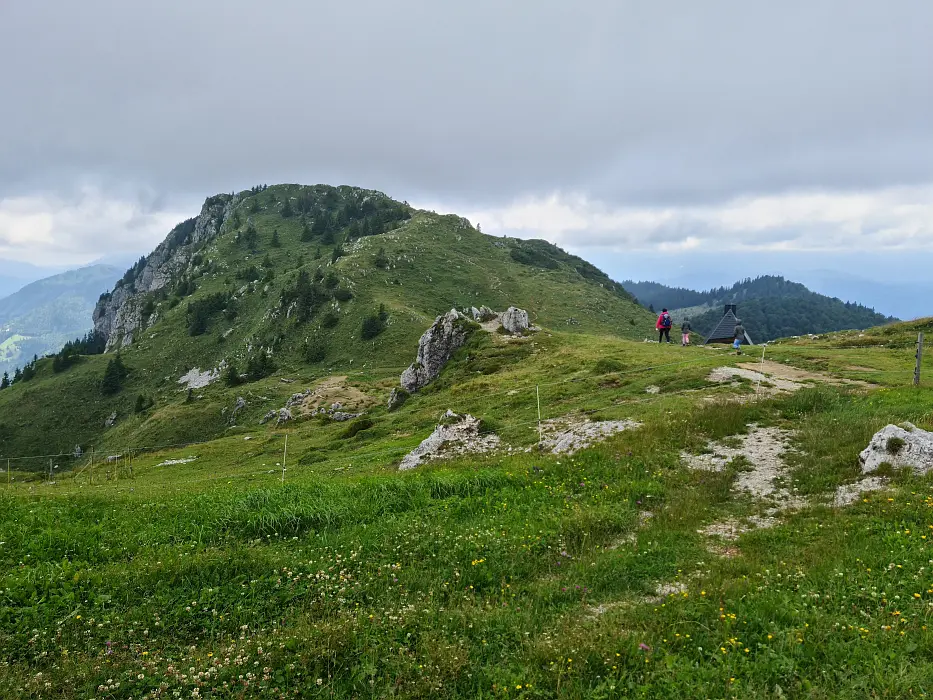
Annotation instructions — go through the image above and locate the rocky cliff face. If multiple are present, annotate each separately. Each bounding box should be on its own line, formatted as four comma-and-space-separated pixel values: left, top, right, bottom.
93, 194, 239, 350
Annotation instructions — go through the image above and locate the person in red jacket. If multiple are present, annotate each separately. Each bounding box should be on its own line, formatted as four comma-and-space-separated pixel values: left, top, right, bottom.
656, 308, 673, 344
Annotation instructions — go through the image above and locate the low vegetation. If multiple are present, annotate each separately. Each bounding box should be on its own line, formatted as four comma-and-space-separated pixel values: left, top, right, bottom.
2, 318, 933, 697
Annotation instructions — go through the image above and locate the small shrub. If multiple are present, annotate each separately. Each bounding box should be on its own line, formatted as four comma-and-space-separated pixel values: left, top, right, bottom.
224, 363, 242, 387
333, 287, 353, 302
246, 352, 276, 382
886, 436, 906, 455
320, 311, 339, 329
101, 355, 128, 395
361, 305, 389, 340
594, 358, 624, 374
339, 418, 375, 439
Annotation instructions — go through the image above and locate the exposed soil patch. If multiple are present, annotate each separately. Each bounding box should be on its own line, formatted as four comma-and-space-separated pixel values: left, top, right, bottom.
685, 425, 804, 554
707, 360, 871, 397
682, 426, 803, 506
536, 417, 641, 455
707, 366, 800, 394
290, 376, 376, 416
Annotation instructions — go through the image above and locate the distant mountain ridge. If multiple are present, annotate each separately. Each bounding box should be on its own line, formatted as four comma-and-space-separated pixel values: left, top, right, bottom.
0, 264, 121, 376
622, 275, 897, 342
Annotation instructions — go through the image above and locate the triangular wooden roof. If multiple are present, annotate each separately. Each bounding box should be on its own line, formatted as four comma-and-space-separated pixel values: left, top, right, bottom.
704, 309, 754, 345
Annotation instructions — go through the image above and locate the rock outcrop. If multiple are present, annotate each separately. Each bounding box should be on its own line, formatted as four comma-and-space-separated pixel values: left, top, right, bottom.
387, 387, 409, 411
94, 193, 240, 350
469, 305, 497, 322
229, 396, 247, 425
499, 306, 530, 335
260, 408, 293, 426
400, 309, 473, 393
859, 423, 933, 475
399, 410, 500, 470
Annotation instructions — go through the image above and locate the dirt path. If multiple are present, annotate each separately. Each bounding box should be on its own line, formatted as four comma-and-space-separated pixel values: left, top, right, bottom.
707, 359, 871, 396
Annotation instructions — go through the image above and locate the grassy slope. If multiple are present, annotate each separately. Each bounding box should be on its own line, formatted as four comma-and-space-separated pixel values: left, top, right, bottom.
2, 322, 933, 698
0, 185, 650, 464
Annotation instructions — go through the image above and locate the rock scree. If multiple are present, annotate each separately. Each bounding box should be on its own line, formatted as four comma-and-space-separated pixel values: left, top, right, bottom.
536, 417, 641, 455
400, 309, 473, 393
399, 410, 500, 470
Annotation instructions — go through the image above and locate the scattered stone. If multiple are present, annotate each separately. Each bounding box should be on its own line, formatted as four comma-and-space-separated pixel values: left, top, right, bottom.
399, 410, 500, 470
698, 515, 778, 541
387, 387, 409, 411
536, 417, 641, 455
104, 411, 117, 428
859, 423, 933, 475
105, 455, 122, 463
645, 385, 660, 394
73, 445, 83, 458
832, 476, 889, 507
260, 408, 293, 426
400, 309, 473, 393
469, 305, 497, 322
285, 389, 314, 409
331, 411, 362, 422
499, 306, 530, 335
158, 457, 197, 466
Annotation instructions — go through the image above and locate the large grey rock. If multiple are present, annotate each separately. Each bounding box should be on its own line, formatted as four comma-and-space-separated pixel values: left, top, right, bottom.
400, 309, 472, 392
499, 307, 530, 335
104, 411, 117, 428
94, 193, 240, 350
859, 423, 933, 474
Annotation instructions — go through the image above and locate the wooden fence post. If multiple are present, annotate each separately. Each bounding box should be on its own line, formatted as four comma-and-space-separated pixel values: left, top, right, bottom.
915, 332, 924, 387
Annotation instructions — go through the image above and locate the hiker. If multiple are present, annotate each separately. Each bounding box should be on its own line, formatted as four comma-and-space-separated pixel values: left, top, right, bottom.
733, 318, 745, 354
656, 308, 673, 344
681, 318, 692, 346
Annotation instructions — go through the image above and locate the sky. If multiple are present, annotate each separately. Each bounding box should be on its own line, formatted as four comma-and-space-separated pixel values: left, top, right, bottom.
1, 1, 931, 316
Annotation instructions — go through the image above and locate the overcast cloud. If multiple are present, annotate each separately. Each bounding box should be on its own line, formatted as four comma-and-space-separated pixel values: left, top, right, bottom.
0, 0, 931, 269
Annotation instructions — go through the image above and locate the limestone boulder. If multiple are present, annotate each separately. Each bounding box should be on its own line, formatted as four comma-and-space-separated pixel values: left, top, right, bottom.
499, 307, 530, 335
859, 423, 933, 474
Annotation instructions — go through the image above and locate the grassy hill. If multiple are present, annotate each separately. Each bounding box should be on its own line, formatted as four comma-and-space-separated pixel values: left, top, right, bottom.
0, 264, 120, 376
623, 275, 895, 341
0, 184, 649, 461
5, 186, 933, 697
2, 308, 933, 696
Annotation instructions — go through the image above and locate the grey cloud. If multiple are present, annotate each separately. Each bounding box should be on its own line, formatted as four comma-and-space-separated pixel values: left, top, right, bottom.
1, 0, 931, 212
